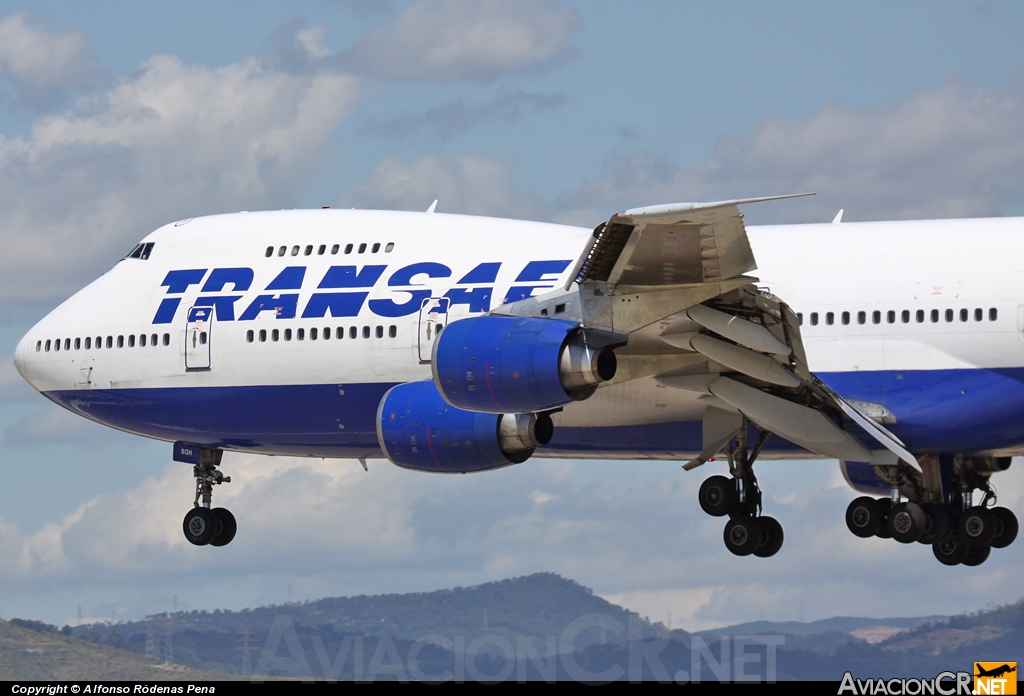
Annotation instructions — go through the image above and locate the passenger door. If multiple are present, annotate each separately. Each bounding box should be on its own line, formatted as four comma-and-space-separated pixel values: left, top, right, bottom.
417, 297, 449, 364
185, 306, 213, 371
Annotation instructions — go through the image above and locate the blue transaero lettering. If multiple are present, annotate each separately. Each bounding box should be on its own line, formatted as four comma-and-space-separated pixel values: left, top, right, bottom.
152, 260, 571, 323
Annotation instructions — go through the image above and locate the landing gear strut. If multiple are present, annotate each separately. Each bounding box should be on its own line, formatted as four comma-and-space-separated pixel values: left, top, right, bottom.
182, 448, 236, 547
697, 420, 782, 558
844, 456, 1018, 566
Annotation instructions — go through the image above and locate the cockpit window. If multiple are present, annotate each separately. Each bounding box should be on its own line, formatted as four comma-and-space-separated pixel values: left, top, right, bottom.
124, 242, 155, 260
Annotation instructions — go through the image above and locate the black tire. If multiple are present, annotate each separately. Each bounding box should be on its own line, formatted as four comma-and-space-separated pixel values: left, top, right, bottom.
918, 504, 951, 545
991, 507, 1018, 549
699, 476, 737, 517
959, 507, 998, 548
874, 498, 893, 538
888, 502, 927, 544
183, 508, 217, 546
933, 536, 971, 566
962, 545, 991, 567
753, 516, 784, 558
724, 517, 763, 556
846, 497, 883, 538
210, 508, 237, 547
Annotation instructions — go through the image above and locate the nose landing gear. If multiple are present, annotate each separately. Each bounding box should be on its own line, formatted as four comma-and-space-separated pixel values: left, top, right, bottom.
180, 446, 236, 547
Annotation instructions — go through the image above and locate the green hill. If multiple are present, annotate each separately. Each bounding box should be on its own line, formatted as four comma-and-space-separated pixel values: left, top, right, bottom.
0, 619, 233, 681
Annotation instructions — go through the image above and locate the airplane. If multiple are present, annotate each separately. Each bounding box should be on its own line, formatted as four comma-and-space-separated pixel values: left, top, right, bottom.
975, 664, 1017, 679
12, 195, 1021, 565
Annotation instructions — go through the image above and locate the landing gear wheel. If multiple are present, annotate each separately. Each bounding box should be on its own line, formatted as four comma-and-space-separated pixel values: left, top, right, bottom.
210, 508, 237, 547
183, 508, 217, 546
959, 506, 997, 548
724, 517, 763, 556
933, 536, 971, 566
699, 476, 737, 517
753, 516, 784, 558
990, 508, 1018, 549
874, 498, 893, 538
846, 497, 883, 538
962, 545, 991, 567
918, 504, 951, 545
888, 502, 927, 544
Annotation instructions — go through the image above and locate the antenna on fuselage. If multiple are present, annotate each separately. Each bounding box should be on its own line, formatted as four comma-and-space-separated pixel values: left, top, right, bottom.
832, 209, 844, 224
426, 200, 438, 214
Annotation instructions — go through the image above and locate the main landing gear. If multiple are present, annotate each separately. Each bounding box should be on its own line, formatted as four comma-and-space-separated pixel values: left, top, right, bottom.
182, 448, 237, 547
844, 458, 1018, 567
697, 422, 783, 558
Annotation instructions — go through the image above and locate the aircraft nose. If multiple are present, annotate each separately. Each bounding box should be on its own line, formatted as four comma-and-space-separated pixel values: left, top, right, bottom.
14, 330, 33, 387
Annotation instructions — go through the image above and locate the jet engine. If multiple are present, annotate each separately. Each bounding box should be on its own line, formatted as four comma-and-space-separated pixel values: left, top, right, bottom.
432, 315, 616, 413
376, 380, 553, 472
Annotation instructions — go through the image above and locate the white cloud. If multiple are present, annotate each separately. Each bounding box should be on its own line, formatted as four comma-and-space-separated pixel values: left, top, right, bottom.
0, 53, 360, 305
556, 79, 1024, 226
338, 153, 547, 219
0, 12, 98, 105
341, 0, 578, 81
0, 451, 1020, 630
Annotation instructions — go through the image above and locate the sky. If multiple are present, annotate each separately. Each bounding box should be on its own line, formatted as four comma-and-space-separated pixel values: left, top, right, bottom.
1, 0, 1024, 631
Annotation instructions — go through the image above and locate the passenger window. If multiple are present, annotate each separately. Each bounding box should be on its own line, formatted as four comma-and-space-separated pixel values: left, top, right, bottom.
318, 245, 326, 255
151, 334, 158, 346
259, 329, 267, 342
96, 335, 103, 349
797, 313, 803, 325
857, 311, 866, 325
106, 336, 113, 348
85, 337, 91, 349
284, 329, 292, 341
266, 246, 274, 257
385, 242, 394, 253
75, 338, 81, 350
199, 332, 207, 345
310, 327, 318, 340
930, 309, 939, 323
278, 246, 286, 257
140, 334, 147, 347
117, 335, 124, 348
128, 335, 136, 347
916, 310, 924, 323
975, 308, 983, 321
886, 310, 894, 324
345, 244, 353, 254
841, 311, 850, 325
331, 244, 340, 255
163, 333, 170, 346
389, 325, 397, 338
901, 310, 909, 323
64, 338, 71, 351
35, 340, 41, 352
55, 338, 61, 352
304, 245, 313, 256
375, 325, 384, 338
246, 330, 254, 343
826, 312, 834, 325
872, 311, 880, 324
272, 329, 280, 342
990, 308, 998, 321
960, 308, 968, 322
323, 327, 331, 340
372, 243, 381, 253
45, 339, 51, 352
810, 312, 818, 326
350, 326, 357, 339
297, 328, 305, 341
358, 243, 367, 254
363, 326, 370, 338
945, 309, 953, 322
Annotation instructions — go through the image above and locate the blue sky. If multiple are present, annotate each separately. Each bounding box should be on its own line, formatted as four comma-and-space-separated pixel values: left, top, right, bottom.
1, 0, 1023, 630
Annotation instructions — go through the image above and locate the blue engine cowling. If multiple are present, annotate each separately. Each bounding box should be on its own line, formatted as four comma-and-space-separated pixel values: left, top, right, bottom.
376, 380, 553, 473
431, 315, 617, 414
839, 460, 890, 495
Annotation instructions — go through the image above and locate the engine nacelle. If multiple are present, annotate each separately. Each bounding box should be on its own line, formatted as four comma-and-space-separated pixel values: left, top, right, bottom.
376, 380, 553, 473
432, 315, 617, 414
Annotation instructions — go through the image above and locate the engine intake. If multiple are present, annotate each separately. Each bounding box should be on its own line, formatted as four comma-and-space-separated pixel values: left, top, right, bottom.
376, 380, 553, 473
432, 315, 616, 413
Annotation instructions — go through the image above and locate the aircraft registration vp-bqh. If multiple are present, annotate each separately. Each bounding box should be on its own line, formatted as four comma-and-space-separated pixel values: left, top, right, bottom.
13, 194, 1021, 564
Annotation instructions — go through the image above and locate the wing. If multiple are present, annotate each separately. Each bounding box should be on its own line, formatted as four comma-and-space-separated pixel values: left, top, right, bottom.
495, 193, 918, 474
